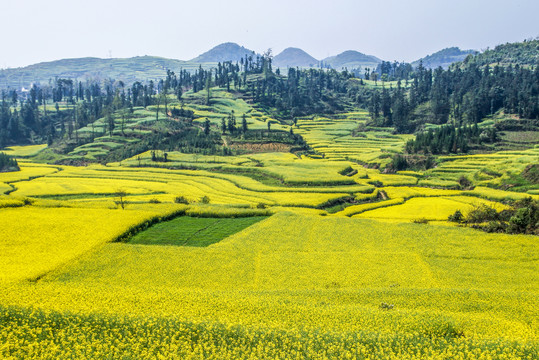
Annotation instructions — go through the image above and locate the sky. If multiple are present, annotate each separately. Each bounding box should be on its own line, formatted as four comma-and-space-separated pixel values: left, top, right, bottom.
2, 0, 538, 68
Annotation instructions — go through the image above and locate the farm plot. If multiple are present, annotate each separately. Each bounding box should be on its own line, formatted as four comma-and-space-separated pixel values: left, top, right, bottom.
129, 216, 267, 247
295, 113, 412, 165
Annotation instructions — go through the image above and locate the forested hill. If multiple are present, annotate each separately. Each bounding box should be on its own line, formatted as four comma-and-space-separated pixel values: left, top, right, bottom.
460, 39, 539, 67
0, 56, 211, 90
412, 47, 478, 69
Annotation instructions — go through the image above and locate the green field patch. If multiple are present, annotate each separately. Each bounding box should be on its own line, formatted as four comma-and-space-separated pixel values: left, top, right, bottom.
129, 216, 267, 247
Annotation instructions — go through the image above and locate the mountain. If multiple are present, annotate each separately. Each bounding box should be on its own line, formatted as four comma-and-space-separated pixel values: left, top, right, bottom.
322, 50, 382, 70
0, 56, 208, 89
411, 47, 478, 69
272, 48, 319, 68
190, 42, 257, 63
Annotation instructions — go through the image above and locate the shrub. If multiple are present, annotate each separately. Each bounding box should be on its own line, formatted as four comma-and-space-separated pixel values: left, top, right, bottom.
465, 204, 498, 223
149, 198, 161, 204
484, 221, 507, 233
368, 180, 383, 187
458, 175, 472, 189
380, 302, 394, 310
507, 200, 539, 234
174, 196, 189, 204
388, 154, 408, 172
200, 195, 210, 204
412, 218, 429, 224
461, 197, 537, 235
448, 210, 464, 223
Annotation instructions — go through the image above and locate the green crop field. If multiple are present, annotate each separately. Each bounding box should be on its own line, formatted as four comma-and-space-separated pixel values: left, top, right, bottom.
129, 215, 267, 246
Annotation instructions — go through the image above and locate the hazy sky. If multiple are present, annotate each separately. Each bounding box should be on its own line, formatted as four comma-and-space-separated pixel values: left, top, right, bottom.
2, 0, 538, 68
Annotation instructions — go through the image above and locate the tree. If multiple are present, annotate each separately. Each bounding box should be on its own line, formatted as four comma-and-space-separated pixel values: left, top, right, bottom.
106, 108, 115, 136
221, 118, 226, 134
204, 119, 211, 136
205, 70, 212, 105
177, 87, 183, 101
370, 72, 378, 84
227, 117, 236, 133
155, 93, 160, 121
115, 189, 127, 209
241, 114, 248, 133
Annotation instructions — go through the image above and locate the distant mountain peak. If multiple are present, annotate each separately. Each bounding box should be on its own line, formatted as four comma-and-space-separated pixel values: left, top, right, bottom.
322, 50, 382, 70
190, 43, 256, 63
273, 48, 319, 68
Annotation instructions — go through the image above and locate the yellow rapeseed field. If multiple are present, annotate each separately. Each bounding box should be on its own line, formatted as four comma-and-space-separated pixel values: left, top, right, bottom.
353, 196, 509, 221
0, 205, 184, 283
1, 144, 48, 157
0, 182, 12, 194
0, 164, 59, 183
1, 143, 538, 358
0, 213, 536, 359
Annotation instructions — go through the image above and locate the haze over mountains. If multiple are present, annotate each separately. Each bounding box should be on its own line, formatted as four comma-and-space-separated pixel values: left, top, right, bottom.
0, 42, 478, 89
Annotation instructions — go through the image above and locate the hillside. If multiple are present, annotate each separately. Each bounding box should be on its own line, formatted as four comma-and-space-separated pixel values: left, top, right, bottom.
323, 50, 382, 70
412, 47, 478, 69
273, 47, 319, 68
464, 38, 539, 67
0, 56, 209, 89
190, 42, 257, 63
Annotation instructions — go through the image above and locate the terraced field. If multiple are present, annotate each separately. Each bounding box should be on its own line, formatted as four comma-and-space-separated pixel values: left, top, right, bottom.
63, 88, 291, 162
295, 112, 413, 165
0, 141, 538, 359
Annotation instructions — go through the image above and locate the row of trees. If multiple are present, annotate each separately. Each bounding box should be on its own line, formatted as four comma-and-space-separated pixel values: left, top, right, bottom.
404, 124, 496, 155
366, 63, 539, 134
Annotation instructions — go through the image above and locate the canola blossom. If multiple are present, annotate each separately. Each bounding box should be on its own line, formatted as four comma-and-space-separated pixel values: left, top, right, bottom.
0, 142, 538, 358
0, 214, 537, 359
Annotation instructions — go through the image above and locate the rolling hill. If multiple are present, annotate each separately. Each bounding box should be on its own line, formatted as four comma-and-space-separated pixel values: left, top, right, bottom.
272, 48, 319, 68
322, 50, 382, 70
0, 56, 210, 89
412, 47, 478, 69
190, 42, 257, 63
